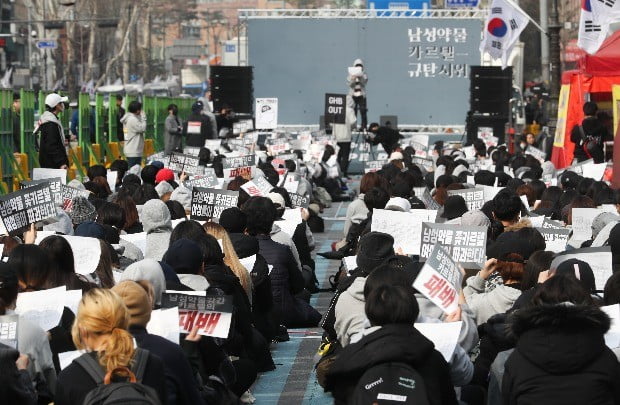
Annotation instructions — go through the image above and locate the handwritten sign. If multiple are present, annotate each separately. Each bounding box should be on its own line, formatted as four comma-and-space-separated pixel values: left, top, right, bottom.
0, 314, 18, 348
551, 247, 612, 291
571, 208, 603, 240
413, 244, 462, 314
420, 223, 486, 268
33, 168, 67, 184
536, 227, 570, 253
0, 183, 57, 234
371, 208, 437, 255
190, 188, 239, 220
256, 98, 278, 129
414, 321, 462, 362
161, 292, 233, 338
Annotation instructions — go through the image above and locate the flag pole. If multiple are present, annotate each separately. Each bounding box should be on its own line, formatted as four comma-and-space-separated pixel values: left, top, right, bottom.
501, 0, 548, 35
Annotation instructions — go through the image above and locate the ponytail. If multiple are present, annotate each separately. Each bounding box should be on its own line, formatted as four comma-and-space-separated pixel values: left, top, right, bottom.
99, 327, 135, 373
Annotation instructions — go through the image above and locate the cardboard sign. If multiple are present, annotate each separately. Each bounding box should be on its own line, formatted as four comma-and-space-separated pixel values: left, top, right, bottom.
32, 168, 67, 184
20, 178, 63, 206
551, 247, 612, 291
190, 188, 239, 220
371, 209, 437, 255
364, 160, 386, 173
448, 187, 485, 211
16, 286, 66, 331
571, 208, 603, 240
289, 193, 310, 209
0, 314, 18, 349
255, 98, 278, 129
0, 183, 57, 234
420, 223, 487, 268
222, 155, 257, 179
324, 93, 347, 124
413, 244, 462, 314
169, 152, 203, 175
161, 292, 233, 338
536, 227, 570, 253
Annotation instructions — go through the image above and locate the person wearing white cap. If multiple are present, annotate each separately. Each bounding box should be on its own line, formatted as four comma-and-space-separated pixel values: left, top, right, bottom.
37, 93, 69, 169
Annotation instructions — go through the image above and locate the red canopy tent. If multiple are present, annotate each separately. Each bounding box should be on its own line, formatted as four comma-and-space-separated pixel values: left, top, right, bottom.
551, 31, 620, 175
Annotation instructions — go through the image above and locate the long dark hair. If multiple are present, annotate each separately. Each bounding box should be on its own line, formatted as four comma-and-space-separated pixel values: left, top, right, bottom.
8, 245, 49, 292
0, 263, 18, 315
39, 235, 93, 291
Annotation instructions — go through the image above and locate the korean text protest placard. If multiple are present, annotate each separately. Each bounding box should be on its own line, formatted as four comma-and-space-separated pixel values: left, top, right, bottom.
420, 223, 486, 268
371, 209, 437, 255
162, 292, 233, 338
536, 227, 570, 253
289, 193, 310, 209
169, 152, 203, 175
0, 183, 57, 234
20, 178, 62, 206
222, 155, 257, 179
183, 172, 218, 190
413, 244, 462, 314
190, 188, 239, 220
0, 314, 18, 348
551, 247, 612, 291
448, 187, 485, 211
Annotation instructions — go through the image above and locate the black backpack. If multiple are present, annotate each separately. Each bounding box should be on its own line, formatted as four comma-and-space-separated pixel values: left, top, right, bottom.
351, 362, 431, 405
75, 348, 161, 405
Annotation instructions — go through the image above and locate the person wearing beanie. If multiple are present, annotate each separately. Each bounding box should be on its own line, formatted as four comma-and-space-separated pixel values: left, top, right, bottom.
155, 168, 175, 185
111, 281, 206, 405
120, 259, 167, 306
163, 238, 208, 291
141, 199, 173, 260
219, 207, 247, 234
183, 102, 215, 147
69, 196, 97, 227
155, 181, 174, 201
334, 232, 396, 346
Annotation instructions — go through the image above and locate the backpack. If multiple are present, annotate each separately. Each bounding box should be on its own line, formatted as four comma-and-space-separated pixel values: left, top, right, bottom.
76, 348, 161, 405
351, 362, 431, 405
578, 125, 603, 162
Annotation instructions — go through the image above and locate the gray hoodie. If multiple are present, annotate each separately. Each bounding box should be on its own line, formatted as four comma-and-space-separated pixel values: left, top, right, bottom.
140, 199, 172, 261
120, 112, 147, 158
464, 274, 522, 325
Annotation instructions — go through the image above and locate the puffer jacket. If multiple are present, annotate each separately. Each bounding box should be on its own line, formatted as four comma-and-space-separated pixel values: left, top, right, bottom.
503, 304, 620, 405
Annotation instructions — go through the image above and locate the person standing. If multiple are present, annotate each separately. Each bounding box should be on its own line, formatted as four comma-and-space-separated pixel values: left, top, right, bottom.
164, 104, 182, 155
570, 101, 611, 164
333, 95, 356, 177
347, 59, 368, 131
12, 92, 20, 153
115, 94, 125, 142
183, 101, 214, 147
120, 100, 147, 168
38, 93, 69, 169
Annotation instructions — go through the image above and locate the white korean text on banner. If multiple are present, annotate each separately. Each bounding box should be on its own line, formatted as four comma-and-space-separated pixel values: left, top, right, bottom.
420, 222, 487, 268
222, 155, 257, 179
0, 183, 57, 234
447, 187, 485, 211
190, 188, 239, 220
162, 292, 233, 338
20, 178, 63, 206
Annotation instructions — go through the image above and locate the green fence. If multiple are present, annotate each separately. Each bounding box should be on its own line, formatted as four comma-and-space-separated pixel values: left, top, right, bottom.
21, 89, 36, 172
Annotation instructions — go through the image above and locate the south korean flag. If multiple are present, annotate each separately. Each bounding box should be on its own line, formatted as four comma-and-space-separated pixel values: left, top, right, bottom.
578, 0, 620, 54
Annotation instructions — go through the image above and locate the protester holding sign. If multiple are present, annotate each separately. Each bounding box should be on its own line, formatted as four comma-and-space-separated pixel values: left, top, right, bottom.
347, 59, 368, 131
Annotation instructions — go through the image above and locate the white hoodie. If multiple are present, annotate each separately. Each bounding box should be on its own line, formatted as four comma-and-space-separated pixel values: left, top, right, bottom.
120, 112, 147, 157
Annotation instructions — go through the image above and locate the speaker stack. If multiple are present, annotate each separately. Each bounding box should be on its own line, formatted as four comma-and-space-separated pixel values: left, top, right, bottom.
467, 66, 513, 145
210, 66, 254, 115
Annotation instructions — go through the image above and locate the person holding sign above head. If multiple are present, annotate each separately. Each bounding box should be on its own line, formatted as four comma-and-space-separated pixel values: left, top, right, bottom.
347, 59, 368, 131
54, 288, 167, 405
37, 93, 69, 170
120, 100, 147, 168
183, 101, 215, 148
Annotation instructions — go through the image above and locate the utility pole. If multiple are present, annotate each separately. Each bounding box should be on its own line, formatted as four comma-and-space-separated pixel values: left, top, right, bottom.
547, 0, 561, 130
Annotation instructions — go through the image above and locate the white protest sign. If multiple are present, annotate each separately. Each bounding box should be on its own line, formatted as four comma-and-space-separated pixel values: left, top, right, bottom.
106, 171, 118, 192
525, 146, 546, 163
551, 247, 612, 291
240, 181, 264, 197
413, 245, 461, 314
256, 98, 278, 129
414, 321, 462, 362
420, 223, 487, 268
536, 227, 570, 253
62, 236, 102, 275
33, 168, 67, 184
239, 255, 257, 273
58, 350, 84, 370
600, 205, 618, 214
371, 209, 437, 255
65, 290, 82, 316
254, 176, 275, 195
147, 307, 180, 345
0, 314, 18, 348
283, 180, 300, 194
571, 208, 603, 240
161, 292, 233, 339
120, 232, 147, 256
16, 286, 66, 331
275, 219, 298, 238
282, 208, 303, 225
448, 187, 485, 211
528, 216, 545, 228
601, 304, 620, 349
520, 195, 529, 210
482, 186, 503, 203
343, 256, 358, 273
582, 162, 607, 181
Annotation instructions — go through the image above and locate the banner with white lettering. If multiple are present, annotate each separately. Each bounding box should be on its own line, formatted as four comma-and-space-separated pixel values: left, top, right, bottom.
169, 152, 203, 175
0, 183, 57, 234
324, 93, 347, 124
289, 193, 310, 209
420, 222, 487, 268
448, 187, 485, 211
536, 227, 570, 253
161, 292, 233, 338
413, 244, 462, 314
20, 178, 62, 206
190, 188, 239, 220
0, 314, 18, 348
222, 155, 257, 180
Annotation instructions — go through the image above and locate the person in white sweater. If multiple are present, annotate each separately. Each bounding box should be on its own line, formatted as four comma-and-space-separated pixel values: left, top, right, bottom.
120, 100, 147, 168
464, 255, 525, 325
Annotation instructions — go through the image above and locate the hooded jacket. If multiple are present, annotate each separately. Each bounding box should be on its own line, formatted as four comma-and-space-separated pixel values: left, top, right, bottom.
464, 274, 522, 325
347, 58, 368, 98
343, 194, 368, 237
141, 199, 172, 260
324, 324, 457, 405
120, 112, 147, 158
503, 304, 620, 405
333, 95, 357, 142
270, 222, 302, 272
38, 111, 69, 169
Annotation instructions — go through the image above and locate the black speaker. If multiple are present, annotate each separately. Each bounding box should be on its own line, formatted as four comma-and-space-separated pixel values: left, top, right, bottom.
470, 66, 512, 118
210, 66, 253, 114
380, 115, 398, 129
